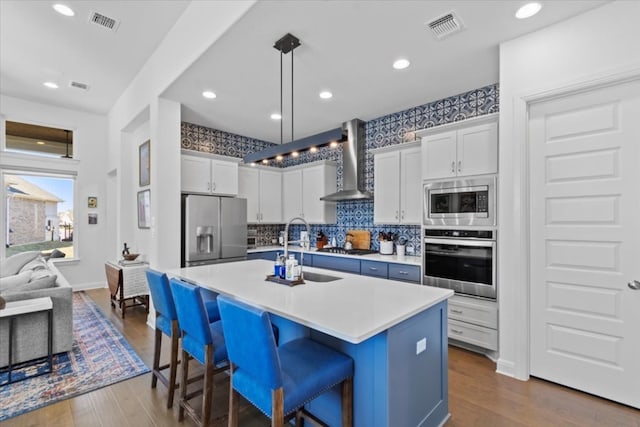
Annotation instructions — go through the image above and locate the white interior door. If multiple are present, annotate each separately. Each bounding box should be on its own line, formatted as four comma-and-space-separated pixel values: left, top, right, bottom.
529, 78, 640, 408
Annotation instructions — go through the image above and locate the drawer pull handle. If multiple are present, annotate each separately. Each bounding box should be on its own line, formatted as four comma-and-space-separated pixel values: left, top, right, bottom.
398, 271, 408, 275
451, 329, 464, 335
451, 309, 463, 314
369, 267, 378, 271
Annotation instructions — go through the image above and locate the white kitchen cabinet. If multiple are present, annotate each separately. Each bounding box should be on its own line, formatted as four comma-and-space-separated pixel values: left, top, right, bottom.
181, 152, 239, 195
373, 142, 421, 224
419, 113, 498, 180
447, 294, 498, 351
282, 161, 337, 224
238, 166, 282, 223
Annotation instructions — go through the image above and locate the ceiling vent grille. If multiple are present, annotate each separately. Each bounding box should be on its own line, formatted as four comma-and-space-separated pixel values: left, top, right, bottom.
427, 12, 463, 39
89, 11, 120, 32
69, 81, 90, 91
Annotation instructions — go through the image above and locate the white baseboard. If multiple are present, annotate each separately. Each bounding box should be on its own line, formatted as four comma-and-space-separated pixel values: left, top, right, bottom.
496, 358, 516, 378
72, 282, 106, 291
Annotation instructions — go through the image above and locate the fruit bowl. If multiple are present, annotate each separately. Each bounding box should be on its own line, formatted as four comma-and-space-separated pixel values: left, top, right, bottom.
123, 253, 139, 261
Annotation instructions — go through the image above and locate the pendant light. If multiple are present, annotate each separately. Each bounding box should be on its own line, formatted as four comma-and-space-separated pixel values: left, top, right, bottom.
243, 33, 343, 165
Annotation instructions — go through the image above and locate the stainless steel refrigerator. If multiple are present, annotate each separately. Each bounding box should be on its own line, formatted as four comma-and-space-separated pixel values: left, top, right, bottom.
182, 195, 247, 267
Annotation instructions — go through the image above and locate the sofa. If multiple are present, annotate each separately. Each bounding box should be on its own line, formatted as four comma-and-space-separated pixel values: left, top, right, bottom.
0, 251, 73, 367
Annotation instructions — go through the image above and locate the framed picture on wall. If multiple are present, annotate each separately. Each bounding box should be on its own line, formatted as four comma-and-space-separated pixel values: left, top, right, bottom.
139, 139, 150, 187
137, 189, 151, 229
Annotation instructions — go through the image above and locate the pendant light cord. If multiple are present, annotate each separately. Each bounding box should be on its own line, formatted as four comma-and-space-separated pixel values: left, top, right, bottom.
291, 40, 294, 143
280, 50, 283, 145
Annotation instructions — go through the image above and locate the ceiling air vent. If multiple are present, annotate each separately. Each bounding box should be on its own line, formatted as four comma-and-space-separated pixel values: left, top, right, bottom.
69, 81, 90, 91
426, 12, 464, 39
89, 11, 120, 32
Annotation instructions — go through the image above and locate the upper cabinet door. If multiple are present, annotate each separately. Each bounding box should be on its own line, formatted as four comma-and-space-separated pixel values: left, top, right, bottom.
181, 155, 212, 194
302, 165, 336, 224
211, 159, 238, 196
421, 130, 457, 180
374, 151, 401, 223
282, 169, 303, 221
400, 147, 422, 224
457, 122, 498, 177
238, 167, 260, 223
259, 169, 283, 223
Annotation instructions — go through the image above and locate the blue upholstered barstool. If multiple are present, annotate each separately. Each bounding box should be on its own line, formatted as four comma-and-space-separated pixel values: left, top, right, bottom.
217, 295, 354, 427
169, 277, 228, 427
145, 269, 222, 409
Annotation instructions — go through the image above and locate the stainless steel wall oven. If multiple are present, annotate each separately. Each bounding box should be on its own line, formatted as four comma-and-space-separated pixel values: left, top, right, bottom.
423, 229, 496, 300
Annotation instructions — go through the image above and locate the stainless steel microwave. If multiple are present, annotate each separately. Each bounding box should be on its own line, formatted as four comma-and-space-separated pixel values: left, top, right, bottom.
423, 176, 496, 227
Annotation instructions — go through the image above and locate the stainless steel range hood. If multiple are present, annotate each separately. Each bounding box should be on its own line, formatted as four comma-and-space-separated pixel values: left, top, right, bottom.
320, 119, 373, 201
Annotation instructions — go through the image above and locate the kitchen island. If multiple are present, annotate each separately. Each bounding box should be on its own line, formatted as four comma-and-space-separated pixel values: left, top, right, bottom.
170, 259, 453, 427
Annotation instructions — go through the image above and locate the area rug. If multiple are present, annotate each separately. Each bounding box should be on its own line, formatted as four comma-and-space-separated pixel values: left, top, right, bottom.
0, 291, 150, 421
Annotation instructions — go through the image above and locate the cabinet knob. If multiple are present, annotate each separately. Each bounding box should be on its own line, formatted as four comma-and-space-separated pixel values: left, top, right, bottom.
451, 328, 464, 335
395, 210, 399, 219
457, 160, 462, 172
451, 161, 455, 173
629, 280, 640, 290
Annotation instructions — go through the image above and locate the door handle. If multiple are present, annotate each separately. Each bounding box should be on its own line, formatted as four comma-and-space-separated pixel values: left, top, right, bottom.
458, 160, 462, 172
401, 210, 405, 220
395, 210, 399, 220
451, 161, 455, 173
629, 280, 640, 290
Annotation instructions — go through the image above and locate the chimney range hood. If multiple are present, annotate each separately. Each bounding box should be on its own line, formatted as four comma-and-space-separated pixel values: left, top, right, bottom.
320, 119, 373, 201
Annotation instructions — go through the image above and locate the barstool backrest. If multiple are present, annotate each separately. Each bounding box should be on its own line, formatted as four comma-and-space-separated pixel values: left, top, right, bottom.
145, 269, 177, 321
217, 295, 282, 389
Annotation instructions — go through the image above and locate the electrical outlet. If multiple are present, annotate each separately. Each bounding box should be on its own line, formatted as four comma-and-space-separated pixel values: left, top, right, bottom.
416, 338, 427, 355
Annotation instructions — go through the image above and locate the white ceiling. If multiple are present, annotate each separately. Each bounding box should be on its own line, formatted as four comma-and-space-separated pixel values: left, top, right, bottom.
1, 1, 608, 143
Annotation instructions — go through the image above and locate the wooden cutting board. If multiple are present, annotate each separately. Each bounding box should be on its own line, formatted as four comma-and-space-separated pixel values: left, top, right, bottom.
347, 230, 371, 250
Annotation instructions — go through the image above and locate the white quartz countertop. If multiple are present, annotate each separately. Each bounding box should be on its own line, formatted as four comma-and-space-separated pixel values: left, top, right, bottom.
169, 260, 452, 344
248, 245, 422, 266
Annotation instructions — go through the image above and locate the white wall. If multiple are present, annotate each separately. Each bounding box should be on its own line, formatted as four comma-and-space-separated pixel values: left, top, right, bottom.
106, 1, 255, 272
498, 0, 640, 379
0, 95, 109, 289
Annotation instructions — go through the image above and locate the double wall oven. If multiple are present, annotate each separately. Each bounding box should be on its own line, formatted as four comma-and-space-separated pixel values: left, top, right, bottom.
422, 176, 497, 300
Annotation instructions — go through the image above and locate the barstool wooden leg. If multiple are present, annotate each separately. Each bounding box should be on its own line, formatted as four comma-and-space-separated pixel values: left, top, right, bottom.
341, 378, 353, 427
271, 388, 284, 427
179, 349, 189, 422
201, 345, 214, 427
151, 326, 162, 388
167, 320, 180, 408
228, 363, 239, 427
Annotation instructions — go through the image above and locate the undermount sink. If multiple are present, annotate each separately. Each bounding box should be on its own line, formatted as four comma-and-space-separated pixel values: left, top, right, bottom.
302, 271, 342, 283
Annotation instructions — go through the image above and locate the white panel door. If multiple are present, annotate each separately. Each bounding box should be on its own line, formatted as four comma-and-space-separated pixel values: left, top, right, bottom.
529, 79, 640, 409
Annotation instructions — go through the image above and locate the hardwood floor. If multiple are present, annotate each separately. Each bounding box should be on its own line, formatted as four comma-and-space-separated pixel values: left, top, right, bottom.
2, 288, 638, 427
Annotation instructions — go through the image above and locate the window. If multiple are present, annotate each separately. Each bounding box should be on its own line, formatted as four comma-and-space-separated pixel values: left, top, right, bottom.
4, 173, 75, 259
5, 121, 74, 158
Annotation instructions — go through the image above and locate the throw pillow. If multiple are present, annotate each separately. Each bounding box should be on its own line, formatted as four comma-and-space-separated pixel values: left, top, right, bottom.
18, 256, 49, 274
49, 249, 66, 259
0, 251, 41, 278
0, 270, 32, 294
18, 274, 58, 292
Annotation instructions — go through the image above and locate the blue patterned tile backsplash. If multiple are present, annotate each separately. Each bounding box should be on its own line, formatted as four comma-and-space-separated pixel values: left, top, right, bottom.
183, 83, 499, 255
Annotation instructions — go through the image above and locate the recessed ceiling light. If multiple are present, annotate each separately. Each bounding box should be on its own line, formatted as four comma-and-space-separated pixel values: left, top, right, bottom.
270, 113, 282, 120
309, 147, 318, 153
53, 4, 75, 16
319, 91, 333, 99
329, 141, 339, 148
262, 159, 269, 164
276, 155, 283, 161
393, 59, 411, 70
202, 91, 216, 99
43, 82, 59, 89
291, 151, 299, 157
515, 2, 542, 19
37, 141, 46, 145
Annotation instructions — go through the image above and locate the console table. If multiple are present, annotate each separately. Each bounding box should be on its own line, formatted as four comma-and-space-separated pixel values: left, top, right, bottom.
104, 262, 150, 319
0, 297, 53, 385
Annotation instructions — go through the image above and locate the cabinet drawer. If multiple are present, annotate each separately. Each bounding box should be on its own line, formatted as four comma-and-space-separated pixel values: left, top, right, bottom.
448, 319, 498, 351
360, 260, 387, 278
388, 264, 420, 283
448, 295, 498, 329
312, 255, 360, 274
247, 251, 278, 261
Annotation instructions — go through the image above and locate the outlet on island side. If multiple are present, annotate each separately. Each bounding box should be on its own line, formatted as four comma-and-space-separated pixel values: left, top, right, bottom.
416, 337, 427, 355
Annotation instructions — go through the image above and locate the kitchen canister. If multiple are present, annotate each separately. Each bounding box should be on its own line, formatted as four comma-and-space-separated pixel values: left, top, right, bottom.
380, 241, 394, 255
396, 244, 406, 257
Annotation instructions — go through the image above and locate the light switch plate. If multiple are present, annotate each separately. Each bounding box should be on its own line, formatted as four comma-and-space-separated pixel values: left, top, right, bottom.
416, 337, 427, 355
